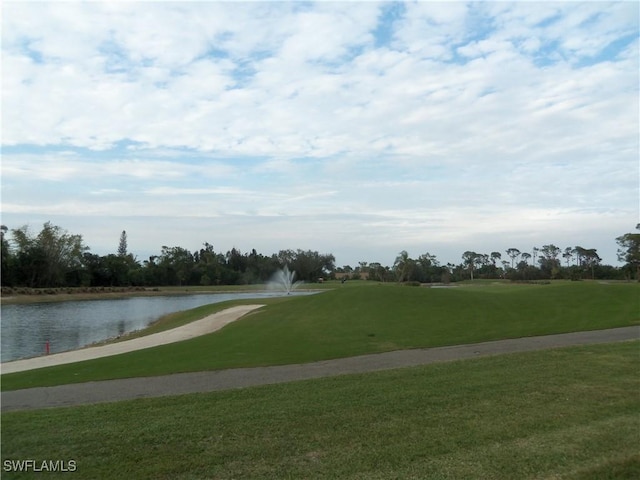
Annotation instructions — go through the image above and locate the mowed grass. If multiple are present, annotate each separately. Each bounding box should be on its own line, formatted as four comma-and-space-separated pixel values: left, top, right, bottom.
2, 341, 638, 479
2, 281, 638, 391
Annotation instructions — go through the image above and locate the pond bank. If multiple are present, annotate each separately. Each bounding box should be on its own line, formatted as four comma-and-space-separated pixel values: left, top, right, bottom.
0, 285, 278, 305
0, 304, 266, 374
1, 291, 312, 362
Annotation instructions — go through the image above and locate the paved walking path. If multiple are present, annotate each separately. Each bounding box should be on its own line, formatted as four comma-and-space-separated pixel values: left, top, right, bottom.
2, 326, 637, 412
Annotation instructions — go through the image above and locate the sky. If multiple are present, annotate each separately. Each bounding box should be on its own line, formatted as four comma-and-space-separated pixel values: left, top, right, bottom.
1, 1, 638, 269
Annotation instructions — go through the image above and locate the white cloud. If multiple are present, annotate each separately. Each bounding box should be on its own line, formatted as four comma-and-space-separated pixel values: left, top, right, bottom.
2, 153, 238, 181
1, 1, 637, 267
392, 1, 468, 59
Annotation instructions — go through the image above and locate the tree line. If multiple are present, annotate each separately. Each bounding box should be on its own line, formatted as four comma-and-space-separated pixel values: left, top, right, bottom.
0, 223, 335, 288
1, 222, 638, 289
337, 226, 640, 283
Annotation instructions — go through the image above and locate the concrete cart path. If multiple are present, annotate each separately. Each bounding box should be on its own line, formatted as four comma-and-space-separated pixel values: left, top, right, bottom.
2, 326, 638, 412
0, 304, 266, 375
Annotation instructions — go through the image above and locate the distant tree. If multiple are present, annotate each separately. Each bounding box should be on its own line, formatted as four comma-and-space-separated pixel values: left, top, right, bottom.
104, 254, 131, 286
616, 225, 640, 280
393, 250, 414, 283
508, 260, 541, 281
288, 249, 335, 282
581, 248, 601, 280
540, 244, 561, 262
418, 252, 438, 267
141, 255, 163, 285
368, 262, 391, 282
117, 230, 128, 257
10, 222, 88, 287
226, 247, 247, 279
539, 244, 562, 278
159, 246, 194, 286
194, 242, 224, 285
243, 248, 278, 283
415, 252, 441, 283
572, 246, 586, 267
490, 251, 502, 265
474, 253, 489, 276
1, 225, 15, 286
506, 248, 521, 269
276, 249, 296, 268
462, 251, 479, 280
82, 253, 109, 286
516, 260, 529, 272
442, 263, 455, 283
521, 252, 532, 265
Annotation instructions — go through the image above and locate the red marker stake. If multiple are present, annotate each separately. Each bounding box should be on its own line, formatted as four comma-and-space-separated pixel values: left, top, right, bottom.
45, 340, 50, 355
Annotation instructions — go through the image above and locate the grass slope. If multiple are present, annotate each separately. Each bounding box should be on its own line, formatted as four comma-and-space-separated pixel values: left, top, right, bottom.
2, 342, 638, 479
2, 282, 638, 391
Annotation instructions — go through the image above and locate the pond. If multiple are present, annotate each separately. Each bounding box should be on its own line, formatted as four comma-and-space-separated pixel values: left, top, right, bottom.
1, 292, 304, 363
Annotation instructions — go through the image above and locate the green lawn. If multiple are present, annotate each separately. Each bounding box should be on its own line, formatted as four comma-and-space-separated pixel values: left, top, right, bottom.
2, 341, 638, 479
2, 282, 638, 390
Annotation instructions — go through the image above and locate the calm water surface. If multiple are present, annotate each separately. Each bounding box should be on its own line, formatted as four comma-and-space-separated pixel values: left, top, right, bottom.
1, 292, 300, 362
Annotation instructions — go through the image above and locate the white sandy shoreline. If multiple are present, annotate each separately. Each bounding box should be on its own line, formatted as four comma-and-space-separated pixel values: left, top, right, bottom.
0, 304, 265, 375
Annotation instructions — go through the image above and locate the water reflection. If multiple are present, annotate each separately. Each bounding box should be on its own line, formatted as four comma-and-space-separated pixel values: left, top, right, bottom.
1, 292, 303, 362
